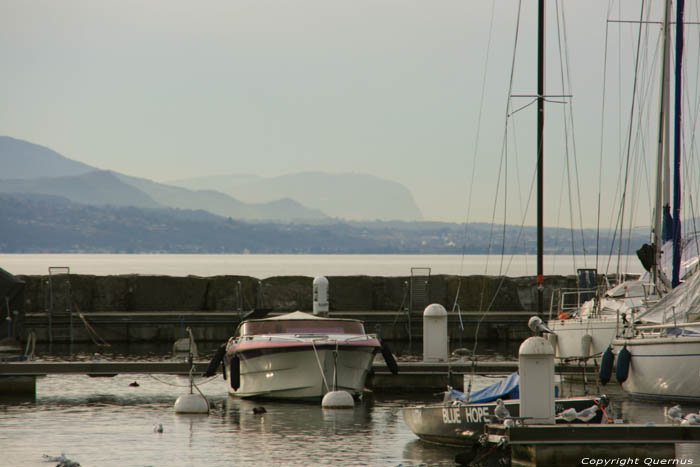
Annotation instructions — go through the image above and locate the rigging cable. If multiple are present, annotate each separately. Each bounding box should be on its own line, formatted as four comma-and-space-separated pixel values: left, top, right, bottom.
466, 0, 524, 398
555, 0, 588, 270
615, 0, 647, 281
682, 5, 700, 255
452, 0, 497, 325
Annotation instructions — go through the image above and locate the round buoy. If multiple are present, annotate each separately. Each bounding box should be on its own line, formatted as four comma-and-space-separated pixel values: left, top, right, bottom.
174, 394, 209, 414
322, 391, 354, 409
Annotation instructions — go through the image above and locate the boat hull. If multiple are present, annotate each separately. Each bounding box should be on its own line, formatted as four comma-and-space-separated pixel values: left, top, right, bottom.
402, 397, 605, 447
612, 335, 700, 401
225, 344, 377, 400
547, 317, 619, 363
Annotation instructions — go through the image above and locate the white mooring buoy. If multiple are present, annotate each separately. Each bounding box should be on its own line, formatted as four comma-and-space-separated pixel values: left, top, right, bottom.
174, 393, 209, 414
322, 390, 354, 409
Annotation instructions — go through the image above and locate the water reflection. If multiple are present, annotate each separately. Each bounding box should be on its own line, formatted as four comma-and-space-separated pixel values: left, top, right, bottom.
5, 344, 700, 465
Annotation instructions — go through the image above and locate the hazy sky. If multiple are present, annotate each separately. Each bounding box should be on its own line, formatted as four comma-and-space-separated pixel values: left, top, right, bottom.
2, 1, 698, 228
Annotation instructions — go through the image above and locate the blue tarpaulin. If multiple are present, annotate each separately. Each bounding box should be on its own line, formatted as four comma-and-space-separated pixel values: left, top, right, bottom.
448, 372, 520, 403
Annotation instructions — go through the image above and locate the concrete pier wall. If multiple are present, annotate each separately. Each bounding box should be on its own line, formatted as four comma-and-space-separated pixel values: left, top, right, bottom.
19, 273, 577, 314
15, 273, 580, 344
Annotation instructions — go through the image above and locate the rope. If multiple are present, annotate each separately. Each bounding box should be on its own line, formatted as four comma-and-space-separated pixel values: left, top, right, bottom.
72, 302, 110, 347
24, 331, 36, 360
310, 340, 329, 393
77, 312, 111, 347
148, 374, 219, 388
189, 365, 210, 412
589, 396, 613, 423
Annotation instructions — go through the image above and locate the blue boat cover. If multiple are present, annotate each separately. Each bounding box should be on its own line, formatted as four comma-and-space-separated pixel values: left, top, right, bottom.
449, 372, 520, 403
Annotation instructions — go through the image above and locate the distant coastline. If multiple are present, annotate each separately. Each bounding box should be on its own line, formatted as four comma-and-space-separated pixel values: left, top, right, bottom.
0, 253, 645, 278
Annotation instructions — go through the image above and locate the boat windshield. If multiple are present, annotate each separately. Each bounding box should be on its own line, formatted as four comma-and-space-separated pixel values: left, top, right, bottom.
239, 320, 365, 336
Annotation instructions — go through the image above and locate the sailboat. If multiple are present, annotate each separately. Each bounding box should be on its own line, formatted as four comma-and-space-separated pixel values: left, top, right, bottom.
606, 0, 700, 401
545, 0, 700, 366
402, 1, 607, 447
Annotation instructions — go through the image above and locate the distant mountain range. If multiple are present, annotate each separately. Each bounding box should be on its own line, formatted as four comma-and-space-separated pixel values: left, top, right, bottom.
0, 136, 422, 222
168, 172, 423, 221
0, 191, 647, 254
0, 135, 652, 255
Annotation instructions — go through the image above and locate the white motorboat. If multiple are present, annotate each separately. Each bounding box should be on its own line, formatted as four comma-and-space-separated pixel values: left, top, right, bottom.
209, 311, 396, 400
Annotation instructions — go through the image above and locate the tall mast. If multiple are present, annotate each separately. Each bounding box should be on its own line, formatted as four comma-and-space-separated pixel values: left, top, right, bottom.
537, 0, 545, 313
653, 0, 672, 290
672, 0, 685, 287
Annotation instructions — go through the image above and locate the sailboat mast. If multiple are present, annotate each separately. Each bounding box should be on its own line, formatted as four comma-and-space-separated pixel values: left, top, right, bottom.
672, 0, 685, 287
537, 0, 545, 314
654, 0, 672, 290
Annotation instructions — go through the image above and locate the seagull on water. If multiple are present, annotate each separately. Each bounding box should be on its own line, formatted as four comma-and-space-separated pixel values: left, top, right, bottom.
153, 423, 163, 433
494, 399, 510, 422
528, 316, 554, 336
666, 405, 683, 424
575, 405, 599, 422
556, 407, 578, 422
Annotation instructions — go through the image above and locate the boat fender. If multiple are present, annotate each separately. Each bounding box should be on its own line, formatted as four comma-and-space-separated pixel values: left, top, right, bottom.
581, 334, 593, 359
615, 346, 631, 384
380, 339, 399, 375
204, 344, 226, 377
599, 346, 614, 385
547, 333, 558, 355
230, 355, 241, 390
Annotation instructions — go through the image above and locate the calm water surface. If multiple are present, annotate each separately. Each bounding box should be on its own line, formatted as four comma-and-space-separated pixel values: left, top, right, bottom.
2, 344, 699, 466
0, 253, 644, 278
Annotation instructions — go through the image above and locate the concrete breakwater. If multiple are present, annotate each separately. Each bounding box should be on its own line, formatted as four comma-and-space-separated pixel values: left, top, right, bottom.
14, 273, 580, 344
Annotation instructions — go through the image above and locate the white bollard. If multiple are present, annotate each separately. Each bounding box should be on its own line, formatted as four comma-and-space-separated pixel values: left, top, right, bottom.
518, 336, 555, 424
313, 276, 329, 316
423, 304, 448, 362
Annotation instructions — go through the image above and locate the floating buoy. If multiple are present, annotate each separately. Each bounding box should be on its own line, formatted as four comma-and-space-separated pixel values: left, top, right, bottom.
599, 346, 614, 385
615, 346, 632, 384
174, 394, 209, 414
322, 390, 354, 409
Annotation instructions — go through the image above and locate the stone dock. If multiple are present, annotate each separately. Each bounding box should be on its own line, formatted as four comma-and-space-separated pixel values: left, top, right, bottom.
5, 273, 583, 344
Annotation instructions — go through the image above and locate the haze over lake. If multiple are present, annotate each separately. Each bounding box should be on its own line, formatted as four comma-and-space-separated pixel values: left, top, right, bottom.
0, 254, 644, 278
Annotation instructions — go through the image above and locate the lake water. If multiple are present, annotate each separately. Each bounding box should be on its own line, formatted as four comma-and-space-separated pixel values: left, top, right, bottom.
0, 253, 644, 278
2, 345, 699, 466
